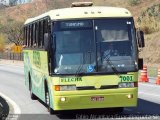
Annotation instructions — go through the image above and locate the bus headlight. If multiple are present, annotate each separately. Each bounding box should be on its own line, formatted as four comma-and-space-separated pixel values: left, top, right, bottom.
55, 85, 76, 91
118, 82, 135, 88
60, 97, 66, 102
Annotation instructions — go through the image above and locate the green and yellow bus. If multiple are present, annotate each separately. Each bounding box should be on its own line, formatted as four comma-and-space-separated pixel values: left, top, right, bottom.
23, 2, 144, 114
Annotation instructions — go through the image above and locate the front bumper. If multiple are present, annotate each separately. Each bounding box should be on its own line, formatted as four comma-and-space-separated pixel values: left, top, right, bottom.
53, 88, 137, 110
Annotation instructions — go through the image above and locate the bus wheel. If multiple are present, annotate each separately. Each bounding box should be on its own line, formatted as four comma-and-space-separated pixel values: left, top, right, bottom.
29, 81, 37, 100
45, 87, 54, 114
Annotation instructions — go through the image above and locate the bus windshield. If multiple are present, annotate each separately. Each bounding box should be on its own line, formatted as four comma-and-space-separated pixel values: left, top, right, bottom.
52, 19, 137, 75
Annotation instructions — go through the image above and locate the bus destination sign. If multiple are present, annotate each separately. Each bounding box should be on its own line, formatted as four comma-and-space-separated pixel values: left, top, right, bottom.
60, 20, 92, 29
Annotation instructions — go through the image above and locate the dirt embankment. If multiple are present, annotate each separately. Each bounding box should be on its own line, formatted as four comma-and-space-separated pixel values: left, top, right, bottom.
140, 31, 160, 67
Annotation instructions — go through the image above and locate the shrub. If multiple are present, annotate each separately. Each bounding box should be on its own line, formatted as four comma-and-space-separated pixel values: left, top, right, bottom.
139, 17, 160, 34
128, 0, 140, 6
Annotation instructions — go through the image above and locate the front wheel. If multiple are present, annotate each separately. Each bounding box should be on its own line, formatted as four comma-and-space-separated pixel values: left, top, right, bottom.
45, 87, 55, 114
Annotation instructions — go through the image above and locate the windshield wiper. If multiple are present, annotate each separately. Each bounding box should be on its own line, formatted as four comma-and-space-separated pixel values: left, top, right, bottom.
75, 64, 84, 76
75, 51, 92, 76
104, 55, 120, 77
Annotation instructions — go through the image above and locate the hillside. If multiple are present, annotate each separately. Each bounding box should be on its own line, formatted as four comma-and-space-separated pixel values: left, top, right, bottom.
0, 0, 160, 66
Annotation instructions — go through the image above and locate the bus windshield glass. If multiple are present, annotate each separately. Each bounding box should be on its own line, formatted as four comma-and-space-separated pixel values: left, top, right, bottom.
52, 19, 137, 75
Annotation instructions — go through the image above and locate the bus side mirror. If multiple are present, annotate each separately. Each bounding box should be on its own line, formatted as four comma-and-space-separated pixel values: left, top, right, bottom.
138, 58, 143, 70
137, 30, 145, 48
44, 33, 50, 51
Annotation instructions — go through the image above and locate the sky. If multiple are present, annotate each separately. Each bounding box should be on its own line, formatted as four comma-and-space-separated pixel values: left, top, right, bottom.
0, 0, 32, 5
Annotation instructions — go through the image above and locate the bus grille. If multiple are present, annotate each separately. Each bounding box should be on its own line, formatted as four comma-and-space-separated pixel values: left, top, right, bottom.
76, 85, 118, 90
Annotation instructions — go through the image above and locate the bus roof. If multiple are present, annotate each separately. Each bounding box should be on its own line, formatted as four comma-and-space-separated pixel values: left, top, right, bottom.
24, 6, 132, 25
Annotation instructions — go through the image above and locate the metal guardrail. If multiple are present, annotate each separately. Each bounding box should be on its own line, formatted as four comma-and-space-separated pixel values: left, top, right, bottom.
0, 52, 23, 61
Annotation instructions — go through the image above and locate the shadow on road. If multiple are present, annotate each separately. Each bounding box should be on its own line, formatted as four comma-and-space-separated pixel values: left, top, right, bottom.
0, 96, 9, 120
56, 109, 123, 119
56, 98, 160, 119
125, 98, 160, 115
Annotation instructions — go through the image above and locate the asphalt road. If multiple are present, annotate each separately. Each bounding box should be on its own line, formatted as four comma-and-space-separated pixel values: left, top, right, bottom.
0, 64, 160, 120
0, 64, 48, 114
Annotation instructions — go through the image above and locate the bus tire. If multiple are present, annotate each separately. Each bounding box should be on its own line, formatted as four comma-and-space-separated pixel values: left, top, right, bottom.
45, 83, 55, 114
29, 74, 37, 100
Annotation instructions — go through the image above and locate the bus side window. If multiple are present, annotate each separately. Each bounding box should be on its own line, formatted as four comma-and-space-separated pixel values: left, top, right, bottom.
27, 26, 30, 47
24, 27, 27, 47
38, 22, 40, 47
29, 25, 31, 47
36, 23, 38, 47
41, 20, 45, 47
32, 23, 36, 47
30, 24, 33, 47
42, 19, 48, 46
39, 21, 43, 48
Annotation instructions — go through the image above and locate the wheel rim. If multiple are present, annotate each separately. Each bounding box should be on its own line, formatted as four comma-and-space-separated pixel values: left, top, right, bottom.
46, 92, 49, 106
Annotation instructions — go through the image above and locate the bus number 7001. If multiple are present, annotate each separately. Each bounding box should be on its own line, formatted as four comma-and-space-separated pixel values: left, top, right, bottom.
119, 76, 133, 82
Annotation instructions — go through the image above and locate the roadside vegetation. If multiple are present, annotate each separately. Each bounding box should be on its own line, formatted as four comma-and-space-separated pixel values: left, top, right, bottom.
128, 0, 141, 6
0, 33, 6, 52
137, 4, 160, 34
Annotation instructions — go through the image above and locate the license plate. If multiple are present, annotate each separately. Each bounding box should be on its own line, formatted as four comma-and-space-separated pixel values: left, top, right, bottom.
91, 96, 104, 101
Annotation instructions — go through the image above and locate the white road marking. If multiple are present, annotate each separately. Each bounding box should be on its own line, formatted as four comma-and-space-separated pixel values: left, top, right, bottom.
139, 91, 160, 98
139, 83, 160, 98
139, 83, 160, 88
0, 92, 21, 114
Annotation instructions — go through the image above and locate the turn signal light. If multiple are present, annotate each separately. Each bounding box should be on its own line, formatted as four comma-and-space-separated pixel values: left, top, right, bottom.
55, 85, 60, 91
